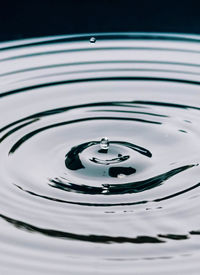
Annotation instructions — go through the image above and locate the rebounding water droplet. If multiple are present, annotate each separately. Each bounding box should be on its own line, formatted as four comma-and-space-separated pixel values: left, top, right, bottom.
100, 137, 109, 150
90, 37, 96, 43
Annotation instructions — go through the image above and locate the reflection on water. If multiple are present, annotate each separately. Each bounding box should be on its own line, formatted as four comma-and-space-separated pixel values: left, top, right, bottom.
0, 33, 200, 274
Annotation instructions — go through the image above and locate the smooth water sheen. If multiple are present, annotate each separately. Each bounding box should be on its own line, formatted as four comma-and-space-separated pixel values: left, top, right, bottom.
0, 33, 200, 274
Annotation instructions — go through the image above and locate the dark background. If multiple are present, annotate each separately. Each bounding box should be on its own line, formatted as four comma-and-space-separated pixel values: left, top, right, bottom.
0, 1, 200, 42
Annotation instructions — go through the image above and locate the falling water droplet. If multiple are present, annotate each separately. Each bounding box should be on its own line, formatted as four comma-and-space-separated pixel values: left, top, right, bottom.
90, 37, 96, 43
100, 137, 109, 150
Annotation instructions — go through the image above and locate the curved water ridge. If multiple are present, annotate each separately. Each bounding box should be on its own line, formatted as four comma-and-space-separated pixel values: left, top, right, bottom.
0, 33, 200, 274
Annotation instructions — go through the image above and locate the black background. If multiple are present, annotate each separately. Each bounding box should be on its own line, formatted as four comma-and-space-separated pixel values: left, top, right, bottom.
0, 1, 200, 42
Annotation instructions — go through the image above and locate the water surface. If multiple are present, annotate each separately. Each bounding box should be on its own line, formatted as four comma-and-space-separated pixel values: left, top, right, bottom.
0, 33, 200, 274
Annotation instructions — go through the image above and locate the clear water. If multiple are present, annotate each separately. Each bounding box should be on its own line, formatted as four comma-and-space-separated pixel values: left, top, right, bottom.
0, 33, 200, 274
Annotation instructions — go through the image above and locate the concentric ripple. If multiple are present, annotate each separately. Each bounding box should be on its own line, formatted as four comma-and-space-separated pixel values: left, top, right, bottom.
0, 33, 200, 274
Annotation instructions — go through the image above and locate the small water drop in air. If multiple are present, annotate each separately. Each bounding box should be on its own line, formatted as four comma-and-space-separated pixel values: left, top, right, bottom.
90, 37, 96, 43
100, 137, 109, 150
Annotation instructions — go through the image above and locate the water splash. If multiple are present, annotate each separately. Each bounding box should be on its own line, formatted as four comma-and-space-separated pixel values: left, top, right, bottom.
0, 33, 200, 274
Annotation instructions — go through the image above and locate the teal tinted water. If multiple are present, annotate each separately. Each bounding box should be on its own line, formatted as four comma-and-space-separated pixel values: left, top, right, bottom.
0, 33, 200, 274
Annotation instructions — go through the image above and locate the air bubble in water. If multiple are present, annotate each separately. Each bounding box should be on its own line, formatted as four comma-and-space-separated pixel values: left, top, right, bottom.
90, 37, 96, 43
100, 137, 109, 150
